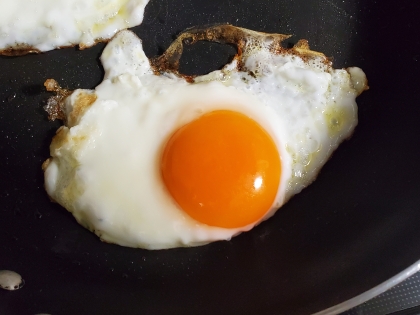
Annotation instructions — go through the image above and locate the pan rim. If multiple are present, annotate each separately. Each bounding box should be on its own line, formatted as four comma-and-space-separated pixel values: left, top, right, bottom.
313, 260, 420, 315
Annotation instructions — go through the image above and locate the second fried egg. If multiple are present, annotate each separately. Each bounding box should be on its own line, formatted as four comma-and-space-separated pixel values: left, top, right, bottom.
0, 0, 150, 55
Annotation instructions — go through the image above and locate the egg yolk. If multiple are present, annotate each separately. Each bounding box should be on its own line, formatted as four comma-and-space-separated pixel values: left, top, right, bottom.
161, 110, 281, 229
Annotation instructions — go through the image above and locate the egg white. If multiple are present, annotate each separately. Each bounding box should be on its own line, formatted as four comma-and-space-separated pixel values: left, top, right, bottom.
44, 30, 366, 249
0, 0, 149, 53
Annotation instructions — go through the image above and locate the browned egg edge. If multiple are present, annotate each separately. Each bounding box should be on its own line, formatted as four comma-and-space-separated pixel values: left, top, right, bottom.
43, 24, 340, 119
0, 38, 110, 56
150, 24, 332, 83
43, 79, 73, 121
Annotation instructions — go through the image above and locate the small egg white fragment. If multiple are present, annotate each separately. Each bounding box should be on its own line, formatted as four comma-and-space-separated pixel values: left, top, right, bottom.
0, 270, 25, 291
0, 0, 150, 55
43, 25, 368, 250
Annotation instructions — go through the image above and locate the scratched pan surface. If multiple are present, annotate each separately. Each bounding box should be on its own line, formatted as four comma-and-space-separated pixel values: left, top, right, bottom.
1, 0, 420, 314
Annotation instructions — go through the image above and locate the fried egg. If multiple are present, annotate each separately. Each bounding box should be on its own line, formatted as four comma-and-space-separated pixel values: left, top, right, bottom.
43, 25, 368, 249
0, 0, 149, 55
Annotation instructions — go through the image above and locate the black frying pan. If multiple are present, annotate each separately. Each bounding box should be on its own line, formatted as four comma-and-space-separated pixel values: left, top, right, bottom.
1, 0, 420, 314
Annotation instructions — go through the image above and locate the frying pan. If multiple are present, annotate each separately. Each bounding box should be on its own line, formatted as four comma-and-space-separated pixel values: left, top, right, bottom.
1, 0, 419, 314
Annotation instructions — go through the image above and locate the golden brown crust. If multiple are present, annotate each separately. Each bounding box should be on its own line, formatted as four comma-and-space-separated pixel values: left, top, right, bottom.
43, 79, 73, 121
44, 80, 97, 124
78, 38, 110, 50
0, 44, 75, 56
0, 38, 111, 56
150, 24, 331, 79
68, 92, 97, 125
0, 45, 41, 56
44, 79, 60, 92
50, 126, 69, 151
41, 158, 51, 171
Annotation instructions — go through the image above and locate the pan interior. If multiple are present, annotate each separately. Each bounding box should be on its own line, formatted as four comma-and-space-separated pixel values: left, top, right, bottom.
1, 0, 420, 314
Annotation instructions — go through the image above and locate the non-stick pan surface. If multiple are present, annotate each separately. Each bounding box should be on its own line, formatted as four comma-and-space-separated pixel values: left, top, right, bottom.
1, 0, 420, 314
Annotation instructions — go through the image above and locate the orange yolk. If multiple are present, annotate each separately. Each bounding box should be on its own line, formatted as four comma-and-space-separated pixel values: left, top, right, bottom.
160, 110, 281, 229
